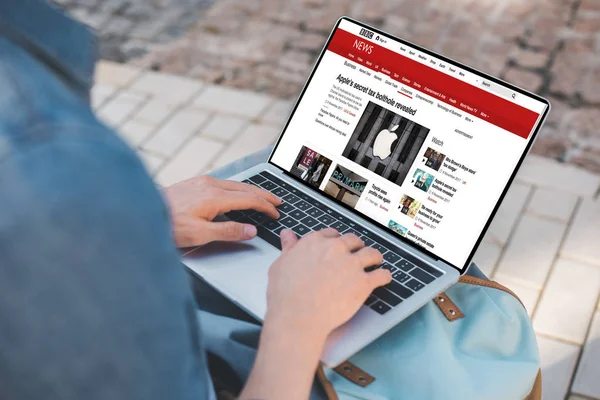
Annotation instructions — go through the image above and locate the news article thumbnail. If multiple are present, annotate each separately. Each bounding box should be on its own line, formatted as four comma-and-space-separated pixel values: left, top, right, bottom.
290, 146, 333, 189
388, 220, 408, 237
342, 101, 430, 187
422, 147, 446, 171
324, 165, 368, 208
412, 169, 435, 192
399, 194, 421, 219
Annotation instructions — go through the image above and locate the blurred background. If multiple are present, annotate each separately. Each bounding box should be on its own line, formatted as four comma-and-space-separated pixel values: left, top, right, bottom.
49, 1, 600, 400
52, 0, 600, 173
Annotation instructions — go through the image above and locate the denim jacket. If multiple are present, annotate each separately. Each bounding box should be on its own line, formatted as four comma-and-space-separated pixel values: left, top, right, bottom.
0, 1, 212, 398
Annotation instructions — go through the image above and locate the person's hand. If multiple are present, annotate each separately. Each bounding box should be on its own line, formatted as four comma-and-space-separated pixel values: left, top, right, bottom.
264, 228, 392, 345
163, 176, 281, 247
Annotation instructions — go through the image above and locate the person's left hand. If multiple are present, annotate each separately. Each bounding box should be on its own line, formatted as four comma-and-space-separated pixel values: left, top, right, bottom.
163, 176, 281, 248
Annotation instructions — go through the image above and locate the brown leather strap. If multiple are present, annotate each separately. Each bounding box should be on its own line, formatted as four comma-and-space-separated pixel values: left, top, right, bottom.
317, 365, 339, 400
433, 292, 464, 321
458, 275, 525, 309
333, 361, 375, 387
318, 277, 536, 398
524, 369, 542, 400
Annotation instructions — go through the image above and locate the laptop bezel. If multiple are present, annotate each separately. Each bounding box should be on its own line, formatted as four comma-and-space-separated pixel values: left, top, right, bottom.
267, 16, 551, 274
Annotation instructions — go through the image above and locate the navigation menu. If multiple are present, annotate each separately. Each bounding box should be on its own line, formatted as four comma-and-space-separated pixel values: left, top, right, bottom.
327, 28, 539, 139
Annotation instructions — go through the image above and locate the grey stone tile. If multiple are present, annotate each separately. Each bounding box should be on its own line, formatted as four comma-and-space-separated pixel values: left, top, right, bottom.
119, 120, 155, 148
572, 311, 600, 398
210, 124, 280, 170
533, 259, 600, 343
192, 85, 273, 119
129, 98, 176, 126
156, 137, 224, 186
97, 90, 147, 128
537, 335, 580, 400
472, 240, 502, 276
91, 84, 117, 110
199, 114, 251, 142
260, 99, 294, 126
486, 182, 532, 245
526, 187, 578, 222
138, 151, 165, 176
142, 108, 211, 157
561, 198, 600, 267
129, 71, 204, 105
516, 154, 600, 197
494, 215, 566, 290
94, 61, 143, 88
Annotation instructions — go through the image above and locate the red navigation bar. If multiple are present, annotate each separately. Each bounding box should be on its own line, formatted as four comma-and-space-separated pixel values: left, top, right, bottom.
327, 29, 539, 139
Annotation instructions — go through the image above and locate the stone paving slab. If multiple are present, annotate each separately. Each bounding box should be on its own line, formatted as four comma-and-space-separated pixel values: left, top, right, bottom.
516, 155, 600, 197
562, 199, 600, 267
113, 0, 600, 175
142, 108, 211, 157
97, 89, 148, 128
572, 311, 600, 399
93, 61, 600, 399
192, 85, 274, 119
51, 0, 215, 63
494, 215, 567, 290
156, 136, 224, 186
485, 182, 532, 246
537, 335, 581, 400
526, 187, 579, 222
53, 0, 600, 175
533, 259, 600, 344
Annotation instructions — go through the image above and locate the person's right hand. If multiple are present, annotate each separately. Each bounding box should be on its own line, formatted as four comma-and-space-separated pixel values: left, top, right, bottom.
264, 228, 392, 345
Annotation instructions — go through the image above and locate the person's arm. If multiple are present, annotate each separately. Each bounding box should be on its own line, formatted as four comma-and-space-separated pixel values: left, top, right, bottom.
241, 318, 326, 399
163, 175, 281, 248
163, 177, 392, 399
241, 229, 392, 400
0, 135, 214, 400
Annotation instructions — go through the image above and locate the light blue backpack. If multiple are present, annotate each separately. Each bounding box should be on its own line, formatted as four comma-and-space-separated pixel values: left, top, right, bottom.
200, 264, 541, 400
315, 265, 541, 400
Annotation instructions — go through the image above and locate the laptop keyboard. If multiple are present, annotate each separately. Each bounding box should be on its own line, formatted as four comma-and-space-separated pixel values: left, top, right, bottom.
225, 171, 443, 315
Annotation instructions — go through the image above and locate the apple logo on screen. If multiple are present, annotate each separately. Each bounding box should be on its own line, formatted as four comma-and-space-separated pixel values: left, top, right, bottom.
373, 124, 399, 160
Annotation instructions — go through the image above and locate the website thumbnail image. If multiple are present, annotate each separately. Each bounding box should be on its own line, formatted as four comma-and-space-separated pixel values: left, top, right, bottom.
290, 145, 333, 189
422, 147, 446, 171
324, 164, 368, 208
341, 101, 430, 188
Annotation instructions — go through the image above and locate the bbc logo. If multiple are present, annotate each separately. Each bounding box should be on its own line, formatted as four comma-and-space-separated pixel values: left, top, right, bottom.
359, 28, 374, 39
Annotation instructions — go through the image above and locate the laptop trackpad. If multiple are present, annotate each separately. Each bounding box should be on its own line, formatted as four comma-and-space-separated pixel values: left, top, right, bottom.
182, 237, 281, 321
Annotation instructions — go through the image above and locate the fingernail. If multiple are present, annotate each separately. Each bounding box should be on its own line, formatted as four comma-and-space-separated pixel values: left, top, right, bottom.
245, 224, 257, 238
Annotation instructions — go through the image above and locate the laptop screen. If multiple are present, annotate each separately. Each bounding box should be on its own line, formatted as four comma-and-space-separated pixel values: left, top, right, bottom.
269, 18, 549, 271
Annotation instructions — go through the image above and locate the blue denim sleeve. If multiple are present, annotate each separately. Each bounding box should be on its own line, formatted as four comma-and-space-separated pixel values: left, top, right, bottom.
0, 128, 213, 400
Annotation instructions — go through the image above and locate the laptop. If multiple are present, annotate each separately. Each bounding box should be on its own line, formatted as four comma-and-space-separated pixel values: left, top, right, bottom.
182, 17, 550, 367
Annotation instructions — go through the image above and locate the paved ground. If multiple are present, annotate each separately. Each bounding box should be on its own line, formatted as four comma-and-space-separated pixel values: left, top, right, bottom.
133, 0, 600, 175
50, 0, 214, 62
95, 61, 600, 400
58, 0, 600, 180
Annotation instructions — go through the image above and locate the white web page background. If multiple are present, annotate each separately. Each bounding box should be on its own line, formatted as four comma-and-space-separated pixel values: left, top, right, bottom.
271, 23, 545, 270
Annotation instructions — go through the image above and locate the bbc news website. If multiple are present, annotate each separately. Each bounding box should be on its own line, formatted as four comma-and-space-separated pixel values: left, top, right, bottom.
271, 19, 547, 269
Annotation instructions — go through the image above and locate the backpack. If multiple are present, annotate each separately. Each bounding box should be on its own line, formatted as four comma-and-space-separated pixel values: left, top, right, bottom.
316, 265, 541, 400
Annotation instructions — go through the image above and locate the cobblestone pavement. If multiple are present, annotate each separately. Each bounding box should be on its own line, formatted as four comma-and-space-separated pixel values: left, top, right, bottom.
95, 61, 600, 400
56, 0, 600, 173
130, 0, 600, 174
50, 0, 214, 62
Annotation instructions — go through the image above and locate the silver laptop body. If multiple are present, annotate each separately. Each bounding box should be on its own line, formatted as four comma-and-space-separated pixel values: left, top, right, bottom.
182, 17, 550, 367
